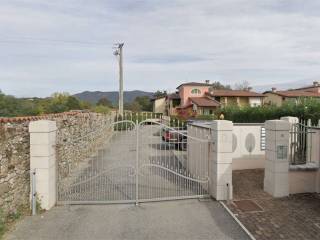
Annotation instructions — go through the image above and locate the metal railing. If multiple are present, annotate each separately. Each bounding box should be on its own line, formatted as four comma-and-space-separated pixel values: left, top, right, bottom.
289, 120, 315, 165
56, 113, 209, 204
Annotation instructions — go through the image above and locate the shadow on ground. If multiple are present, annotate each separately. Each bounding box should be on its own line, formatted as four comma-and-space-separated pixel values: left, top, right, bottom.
5, 199, 249, 240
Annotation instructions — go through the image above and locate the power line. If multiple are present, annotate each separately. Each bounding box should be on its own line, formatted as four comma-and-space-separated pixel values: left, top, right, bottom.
0, 35, 109, 47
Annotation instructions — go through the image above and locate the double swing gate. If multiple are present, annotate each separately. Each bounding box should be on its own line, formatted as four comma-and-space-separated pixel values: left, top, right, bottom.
57, 118, 210, 204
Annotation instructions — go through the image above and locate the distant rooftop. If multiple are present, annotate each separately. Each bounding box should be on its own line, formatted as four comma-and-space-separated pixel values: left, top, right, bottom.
292, 81, 320, 91
264, 90, 320, 98
166, 92, 180, 100
206, 90, 265, 97
176, 81, 211, 89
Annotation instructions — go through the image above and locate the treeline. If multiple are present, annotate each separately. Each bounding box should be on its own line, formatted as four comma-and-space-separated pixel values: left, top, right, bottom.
0, 91, 92, 117
0, 91, 154, 117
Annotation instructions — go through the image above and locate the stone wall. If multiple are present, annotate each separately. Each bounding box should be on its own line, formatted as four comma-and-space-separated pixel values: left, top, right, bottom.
0, 121, 30, 217
0, 111, 114, 217
55, 112, 114, 180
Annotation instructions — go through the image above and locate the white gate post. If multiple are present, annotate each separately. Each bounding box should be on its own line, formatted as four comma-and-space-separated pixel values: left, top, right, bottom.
29, 120, 57, 210
264, 120, 290, 197
210, 120, 233, 200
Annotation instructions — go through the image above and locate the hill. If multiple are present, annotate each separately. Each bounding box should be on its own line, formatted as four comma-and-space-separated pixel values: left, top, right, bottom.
73, 90, 154, 105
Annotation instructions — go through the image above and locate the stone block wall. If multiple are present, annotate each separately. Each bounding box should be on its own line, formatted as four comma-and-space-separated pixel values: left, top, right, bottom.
0, 111, 114, 217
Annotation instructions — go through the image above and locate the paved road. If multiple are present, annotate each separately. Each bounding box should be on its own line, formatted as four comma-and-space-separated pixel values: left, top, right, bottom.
6, 199, 250, 240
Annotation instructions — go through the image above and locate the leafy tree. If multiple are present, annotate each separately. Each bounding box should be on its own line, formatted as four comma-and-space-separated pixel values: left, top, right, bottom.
44, 93, 69, 113
0, 91, 90, 117
97, 97, 113, 108
94, 105, 110, 114
124, 101, 142, 112
153, 90, 167, 98
134, 96, 152, 111
79, 100, 92, 110
66, 96, 81, 110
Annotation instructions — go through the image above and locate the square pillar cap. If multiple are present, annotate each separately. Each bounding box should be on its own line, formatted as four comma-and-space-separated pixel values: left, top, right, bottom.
280, 116, 299, 124
212, 120, 233, 131
29, 120, 57, 133
265, 120, 290, 131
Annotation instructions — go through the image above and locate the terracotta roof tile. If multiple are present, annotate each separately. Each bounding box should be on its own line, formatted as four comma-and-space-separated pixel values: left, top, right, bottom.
0, 111, 84, 124
206, 90, 265, 97
167, 93, 180, 100
265, 90, 320, 97
189, 97, 220, 107
176, 82, 211, 89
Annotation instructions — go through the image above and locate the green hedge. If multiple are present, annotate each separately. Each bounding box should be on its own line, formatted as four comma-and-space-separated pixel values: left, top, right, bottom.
215, 98, 320, 124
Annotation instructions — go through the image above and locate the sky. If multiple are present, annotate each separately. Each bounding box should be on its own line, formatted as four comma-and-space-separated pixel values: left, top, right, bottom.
0, 0, 320, 97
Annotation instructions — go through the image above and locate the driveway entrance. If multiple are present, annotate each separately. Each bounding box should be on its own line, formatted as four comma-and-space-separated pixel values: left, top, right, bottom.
57, 119, 210, 204
6, 200, 250, 240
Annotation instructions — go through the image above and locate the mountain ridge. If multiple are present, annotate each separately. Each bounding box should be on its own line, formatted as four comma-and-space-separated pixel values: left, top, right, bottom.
73, 90, 154, 104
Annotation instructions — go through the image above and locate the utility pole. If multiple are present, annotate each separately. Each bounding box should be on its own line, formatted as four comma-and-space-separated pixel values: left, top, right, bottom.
113, 43, 124, 116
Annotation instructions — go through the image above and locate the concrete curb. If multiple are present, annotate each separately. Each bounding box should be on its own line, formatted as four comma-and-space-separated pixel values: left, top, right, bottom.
219, 201, 256, 240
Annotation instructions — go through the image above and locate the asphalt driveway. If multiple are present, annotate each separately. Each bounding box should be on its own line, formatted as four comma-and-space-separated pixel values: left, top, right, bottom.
5, 199, 249, 240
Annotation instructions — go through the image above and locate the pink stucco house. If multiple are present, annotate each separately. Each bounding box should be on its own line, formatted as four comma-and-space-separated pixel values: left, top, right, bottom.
164, 81, 265, 116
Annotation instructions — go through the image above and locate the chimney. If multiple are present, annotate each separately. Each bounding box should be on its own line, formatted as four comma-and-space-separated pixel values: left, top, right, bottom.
205, 80, 210, 84
313, 81, 319, 87
271, 87, 277, 92
247, 87, 252, 91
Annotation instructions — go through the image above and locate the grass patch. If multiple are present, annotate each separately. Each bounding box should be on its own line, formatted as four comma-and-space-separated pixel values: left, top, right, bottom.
0, 209, 6, 240
0, 206, 29, 240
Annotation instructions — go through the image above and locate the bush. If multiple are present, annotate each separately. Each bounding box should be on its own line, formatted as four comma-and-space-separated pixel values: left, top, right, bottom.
94, 105, 110, 114
215, 98, 320, 123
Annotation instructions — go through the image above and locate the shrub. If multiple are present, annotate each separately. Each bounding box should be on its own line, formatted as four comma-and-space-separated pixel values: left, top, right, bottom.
94, 105, 110, 114
215, 98, 320, 123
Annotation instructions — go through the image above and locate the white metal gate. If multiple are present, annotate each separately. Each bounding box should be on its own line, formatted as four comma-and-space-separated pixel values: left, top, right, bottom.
57, 118, 210, 204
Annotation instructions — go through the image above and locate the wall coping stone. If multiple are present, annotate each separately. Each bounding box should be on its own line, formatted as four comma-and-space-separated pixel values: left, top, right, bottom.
0, 111, 104, 124
265, 120, 290, 131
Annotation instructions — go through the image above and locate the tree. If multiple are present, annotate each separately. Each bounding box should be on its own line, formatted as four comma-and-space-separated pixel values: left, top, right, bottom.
124, 101, 142, 112
234, 80, 251, 91
134, 96, 152, 111
97, 97, 113, 108
153, 90, 167, 98
209, 81, 232, 90
44, 92, 82, 113
94, 105, 110, 114
66, 96, 81, 110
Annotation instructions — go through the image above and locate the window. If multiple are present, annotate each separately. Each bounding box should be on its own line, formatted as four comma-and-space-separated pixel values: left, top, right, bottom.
191, 89, 201, 94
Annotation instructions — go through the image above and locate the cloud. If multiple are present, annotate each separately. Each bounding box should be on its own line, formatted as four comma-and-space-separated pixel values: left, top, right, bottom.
0, 0, 320, 97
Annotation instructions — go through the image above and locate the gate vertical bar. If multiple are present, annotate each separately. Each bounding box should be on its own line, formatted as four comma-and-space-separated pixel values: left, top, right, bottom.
135, 119, 139, 205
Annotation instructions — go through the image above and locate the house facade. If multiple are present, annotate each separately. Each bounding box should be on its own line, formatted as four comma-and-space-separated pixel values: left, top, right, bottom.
151, 96, 166, 114
165, 93, 181, 116
206, 89, 264, 108
264, 82, 320, 106
163, 81, 264, 116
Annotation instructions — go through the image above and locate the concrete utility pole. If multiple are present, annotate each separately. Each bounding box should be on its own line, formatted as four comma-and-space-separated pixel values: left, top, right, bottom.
113, 43, 124, 116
